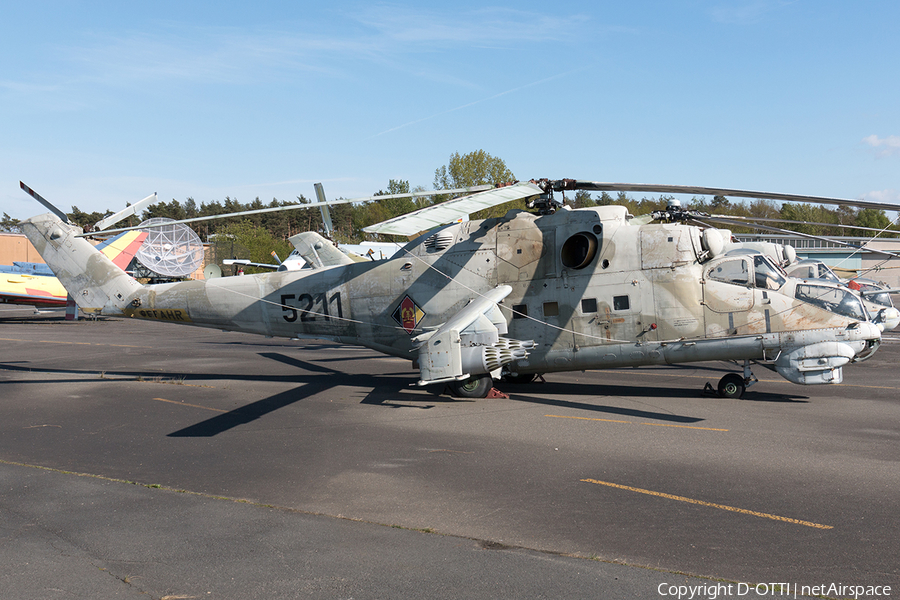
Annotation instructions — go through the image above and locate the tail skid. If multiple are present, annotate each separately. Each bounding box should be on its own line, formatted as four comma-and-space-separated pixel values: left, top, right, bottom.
20, 213, 142, 314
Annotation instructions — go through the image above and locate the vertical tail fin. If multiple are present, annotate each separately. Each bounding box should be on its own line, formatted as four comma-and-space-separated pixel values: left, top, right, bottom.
20, 213, 143, 315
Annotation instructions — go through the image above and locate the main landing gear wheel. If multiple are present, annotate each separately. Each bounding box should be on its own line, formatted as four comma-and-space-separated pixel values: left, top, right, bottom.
448, 374, 493, 399
717, 373, 746, 399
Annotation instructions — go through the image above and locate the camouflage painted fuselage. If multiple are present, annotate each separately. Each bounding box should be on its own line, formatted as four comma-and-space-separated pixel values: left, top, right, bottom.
22, 207, 880, 384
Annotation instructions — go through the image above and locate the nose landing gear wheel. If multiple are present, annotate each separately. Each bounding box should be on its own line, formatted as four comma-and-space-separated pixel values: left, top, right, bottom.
717, 373, 746, 398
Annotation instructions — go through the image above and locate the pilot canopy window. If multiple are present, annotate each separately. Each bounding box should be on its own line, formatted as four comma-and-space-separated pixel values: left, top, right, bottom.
753, 255, 786, 290
795, 284, 866, 321
708, 259, 750, 286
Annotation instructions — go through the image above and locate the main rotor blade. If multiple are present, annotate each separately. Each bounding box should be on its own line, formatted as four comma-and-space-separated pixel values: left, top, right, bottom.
94, 193, 158, 230
363, 181, 544, 236
314, 183, 333, 238
711, 214, 900, 234
79, 183, 495, 237
20, 182, 69, 223
569, 181, 900, 212
702, 215, 900, 260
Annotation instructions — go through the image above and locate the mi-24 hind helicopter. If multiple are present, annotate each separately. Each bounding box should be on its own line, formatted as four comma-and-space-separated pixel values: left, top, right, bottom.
19, 178, 897, 399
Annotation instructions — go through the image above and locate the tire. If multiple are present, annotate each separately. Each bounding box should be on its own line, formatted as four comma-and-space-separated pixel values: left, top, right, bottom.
448, 374, 493, 398
717, 373, 745, 399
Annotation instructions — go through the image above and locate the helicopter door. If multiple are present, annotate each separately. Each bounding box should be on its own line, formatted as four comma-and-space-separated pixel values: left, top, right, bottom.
702, 257, 755, 335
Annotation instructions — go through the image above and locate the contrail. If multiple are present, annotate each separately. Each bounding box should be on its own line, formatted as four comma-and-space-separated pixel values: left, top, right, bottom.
370, 69, 585, 138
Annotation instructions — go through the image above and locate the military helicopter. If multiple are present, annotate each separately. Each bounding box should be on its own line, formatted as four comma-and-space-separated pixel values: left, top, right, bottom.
19, 178, 896, 399
783, 259, 900, 330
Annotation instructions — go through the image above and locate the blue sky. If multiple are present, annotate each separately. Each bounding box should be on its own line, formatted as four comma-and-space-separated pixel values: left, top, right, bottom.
2, 1, 899, 220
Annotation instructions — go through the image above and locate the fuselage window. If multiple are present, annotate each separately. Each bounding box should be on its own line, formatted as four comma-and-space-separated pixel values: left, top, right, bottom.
581, 298, 598, 313
512, 304, 528, 319
708, 259, 750, 286
543, 302, 559, 317
613, 295, 630, 311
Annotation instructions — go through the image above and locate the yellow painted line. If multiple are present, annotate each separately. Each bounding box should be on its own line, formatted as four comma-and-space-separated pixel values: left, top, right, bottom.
580, 478, 833, 530
545, 414, 727, 432
152, 398, 227, 413
642, 422, 728, 432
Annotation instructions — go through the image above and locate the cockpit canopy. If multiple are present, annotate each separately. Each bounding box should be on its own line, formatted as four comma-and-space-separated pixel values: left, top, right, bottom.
854, 279, 895, 309
786, 259, 841, 283
707, 254, 786, 291
794, 283, 867, 321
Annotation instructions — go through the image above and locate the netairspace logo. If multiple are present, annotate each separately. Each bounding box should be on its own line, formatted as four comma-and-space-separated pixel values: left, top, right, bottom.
657, 582, 893, 599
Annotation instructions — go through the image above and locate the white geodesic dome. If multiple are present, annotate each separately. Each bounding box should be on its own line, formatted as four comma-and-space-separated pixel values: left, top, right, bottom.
135, 218, 204, 278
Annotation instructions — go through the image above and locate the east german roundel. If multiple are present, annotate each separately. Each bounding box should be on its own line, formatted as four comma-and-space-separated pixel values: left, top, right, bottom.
392, 295, 425, 334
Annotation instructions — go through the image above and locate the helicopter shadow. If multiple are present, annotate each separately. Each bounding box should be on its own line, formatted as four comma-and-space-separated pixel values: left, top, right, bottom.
730, 390, 809, 403
502, 379, 809, 421
504, 381, 705, 423
166, 352, 437, 437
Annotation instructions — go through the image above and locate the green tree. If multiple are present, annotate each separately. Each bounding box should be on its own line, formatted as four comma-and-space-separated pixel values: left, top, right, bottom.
1, 212, 21, 233
433, 150, 515, 191
596, 192, 616, 206
856, 208, 890, 231
573, 190, 596, 208
216, 221, 293, 274
778, 203, 839, 236
67, 207, 112, 231
375, 179, 416, 215
748, 199, 780, 220
433, 150, 516, 220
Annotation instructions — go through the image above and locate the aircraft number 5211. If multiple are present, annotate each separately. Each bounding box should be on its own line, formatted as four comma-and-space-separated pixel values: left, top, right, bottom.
281, 292, 343, 322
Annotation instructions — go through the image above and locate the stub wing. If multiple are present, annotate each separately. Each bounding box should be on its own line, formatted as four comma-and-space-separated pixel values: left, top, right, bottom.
412, 285, 534, 385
